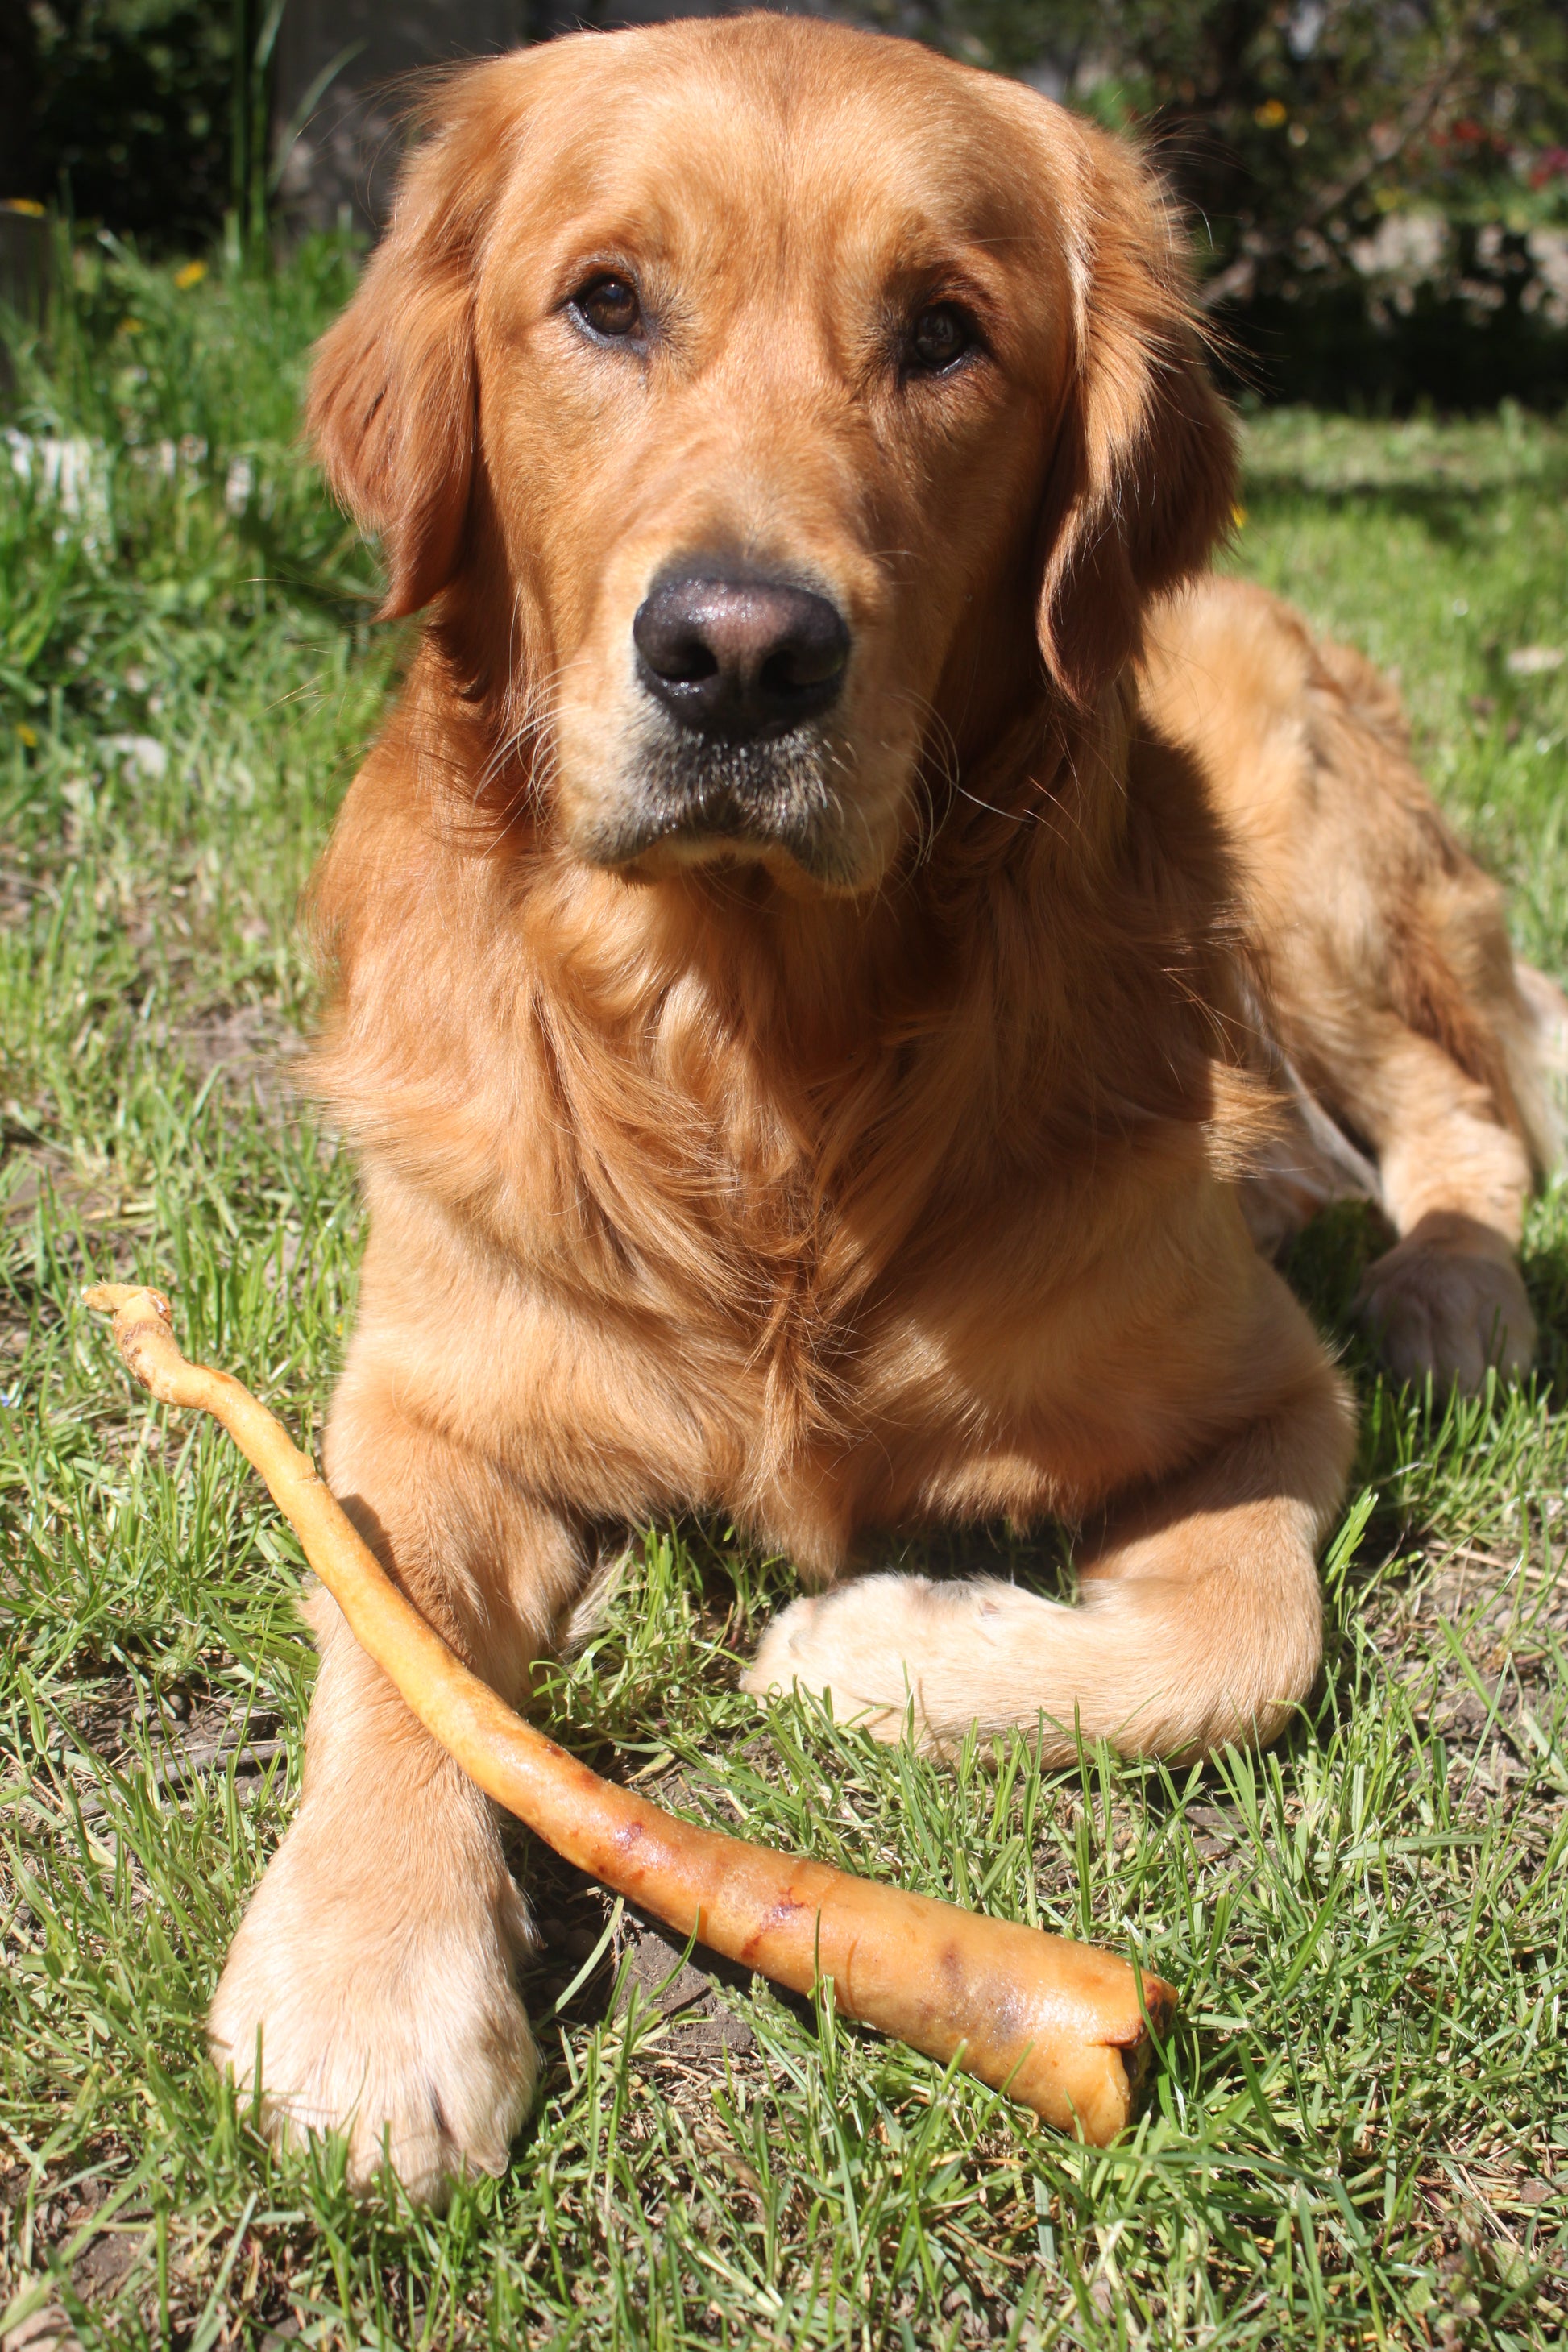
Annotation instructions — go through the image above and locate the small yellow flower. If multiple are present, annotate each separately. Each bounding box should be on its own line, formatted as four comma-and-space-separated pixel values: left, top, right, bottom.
1255, 99, 1288, 129
5, 198, 47, 218
1231, 504, 1247, 530
17, 724, 39, 748
174, 259, 209, 290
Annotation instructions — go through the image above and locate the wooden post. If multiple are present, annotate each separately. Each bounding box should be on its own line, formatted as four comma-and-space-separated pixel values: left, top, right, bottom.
272, 0, 529, 235
270, 2, 803, 234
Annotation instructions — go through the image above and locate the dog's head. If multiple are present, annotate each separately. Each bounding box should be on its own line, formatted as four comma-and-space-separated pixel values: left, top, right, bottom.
310, 19, 1234, 894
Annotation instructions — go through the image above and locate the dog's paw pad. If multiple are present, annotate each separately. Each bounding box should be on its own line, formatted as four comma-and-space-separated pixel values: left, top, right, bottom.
1358, 1234, 1534, 1395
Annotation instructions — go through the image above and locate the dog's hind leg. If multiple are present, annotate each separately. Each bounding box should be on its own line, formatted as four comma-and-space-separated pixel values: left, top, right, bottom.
1341, 1014, 1540, 1392
1143, 575, 1555, 1392
745, 1288, 1355, 1764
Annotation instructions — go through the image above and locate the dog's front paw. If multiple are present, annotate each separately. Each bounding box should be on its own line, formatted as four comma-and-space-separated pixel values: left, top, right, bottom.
209, 1811, 537, 2204
743, 1573, 981, 1747
1358, 1213, 1535, 1393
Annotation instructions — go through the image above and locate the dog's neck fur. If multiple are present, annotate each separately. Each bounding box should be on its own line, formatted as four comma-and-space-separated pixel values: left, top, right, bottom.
309, 626, 1254, 1338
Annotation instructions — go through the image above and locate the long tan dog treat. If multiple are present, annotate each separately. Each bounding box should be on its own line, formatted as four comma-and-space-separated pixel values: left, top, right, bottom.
85, 1281, 1175, 2143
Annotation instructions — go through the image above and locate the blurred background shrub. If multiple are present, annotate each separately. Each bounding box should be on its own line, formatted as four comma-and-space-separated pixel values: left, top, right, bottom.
900, 0, 1568, 404
5, 2, 236, 247
3, 0, 1567, 406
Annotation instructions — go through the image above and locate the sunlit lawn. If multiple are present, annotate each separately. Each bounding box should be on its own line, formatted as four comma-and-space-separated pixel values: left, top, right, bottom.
1, 247, 1564, 2348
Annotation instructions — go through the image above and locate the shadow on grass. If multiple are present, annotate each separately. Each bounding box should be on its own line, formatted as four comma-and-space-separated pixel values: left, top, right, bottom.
1244, 466, 1568, 536
1520, 1224, 1568, 1404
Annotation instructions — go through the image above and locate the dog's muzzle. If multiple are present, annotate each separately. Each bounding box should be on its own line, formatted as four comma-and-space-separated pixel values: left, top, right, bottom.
583, 562, 857, 879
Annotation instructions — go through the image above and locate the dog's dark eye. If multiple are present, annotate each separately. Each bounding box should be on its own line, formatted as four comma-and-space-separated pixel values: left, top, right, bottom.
573, 275, 643, 342
907, 302, 975, 375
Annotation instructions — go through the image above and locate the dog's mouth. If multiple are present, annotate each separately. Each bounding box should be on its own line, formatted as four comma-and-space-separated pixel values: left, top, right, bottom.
580, 728, 865, 886
562, 558, 883, 887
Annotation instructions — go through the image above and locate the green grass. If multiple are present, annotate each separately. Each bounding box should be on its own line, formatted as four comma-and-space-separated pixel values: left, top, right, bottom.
1, 243, 1565, 2350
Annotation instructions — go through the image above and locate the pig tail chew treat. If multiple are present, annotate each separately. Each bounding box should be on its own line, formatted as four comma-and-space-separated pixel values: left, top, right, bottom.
85, 1282, 1176, 2145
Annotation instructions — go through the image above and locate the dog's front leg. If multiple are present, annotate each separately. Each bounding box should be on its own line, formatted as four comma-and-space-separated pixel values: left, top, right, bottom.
208, 1381, 584, 2203
748, 1280, 1355, 1765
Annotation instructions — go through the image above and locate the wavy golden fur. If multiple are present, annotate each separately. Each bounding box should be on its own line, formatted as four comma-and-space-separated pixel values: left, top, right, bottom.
206, 18, 1558, 2200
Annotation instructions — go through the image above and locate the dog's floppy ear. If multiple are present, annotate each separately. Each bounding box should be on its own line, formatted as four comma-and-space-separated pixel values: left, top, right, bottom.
1035, 115, 1238, 707
306, 57, 531, 620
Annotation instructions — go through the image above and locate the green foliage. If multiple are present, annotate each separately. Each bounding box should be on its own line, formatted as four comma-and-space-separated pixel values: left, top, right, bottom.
1, 247, 1566, 2347
21, 2, 237, 246
11, 1, 1568, 397
889, 0, 1568, 397
907, 0, 1568, 276
1, 230, 376, 732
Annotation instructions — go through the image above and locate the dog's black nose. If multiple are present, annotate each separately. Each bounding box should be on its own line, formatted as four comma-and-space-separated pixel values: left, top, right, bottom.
633, 570, 849, 741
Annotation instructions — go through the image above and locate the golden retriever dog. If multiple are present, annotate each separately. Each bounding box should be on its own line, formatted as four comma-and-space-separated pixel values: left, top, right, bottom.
208, 16, 1558, 2198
